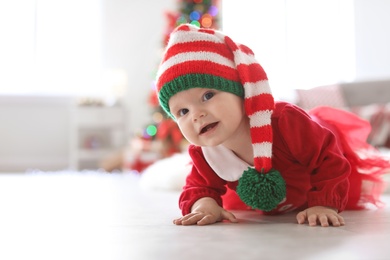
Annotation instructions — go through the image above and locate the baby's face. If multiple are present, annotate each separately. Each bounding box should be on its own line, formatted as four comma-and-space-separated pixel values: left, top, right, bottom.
168, 88, 246, 147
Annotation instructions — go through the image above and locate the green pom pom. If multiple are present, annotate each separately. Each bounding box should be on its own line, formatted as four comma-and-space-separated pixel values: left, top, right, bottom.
236, 168, 286, 211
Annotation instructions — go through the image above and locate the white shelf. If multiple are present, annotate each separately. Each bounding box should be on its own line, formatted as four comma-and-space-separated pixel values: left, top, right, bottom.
78, 149, 114, 160
70, 106, 126, 170
77, 107, 124, 127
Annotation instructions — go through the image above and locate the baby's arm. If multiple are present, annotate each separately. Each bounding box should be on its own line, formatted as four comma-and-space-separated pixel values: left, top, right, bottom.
296, 206, 345, 227
173, 197, 238, 226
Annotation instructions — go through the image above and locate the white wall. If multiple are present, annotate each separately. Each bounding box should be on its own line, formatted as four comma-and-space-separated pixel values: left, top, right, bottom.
102, 0, 176, 136
354, 0, 390, 80
0, 96, 74, 172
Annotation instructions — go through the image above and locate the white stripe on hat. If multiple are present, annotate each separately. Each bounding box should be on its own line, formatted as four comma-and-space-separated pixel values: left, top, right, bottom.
166, 30, 223, 49
248, 110, 273, 128
253, 142, 273, 158
157, 51, 236, 79
231, 49, 257, 66
243, 81, 272, 98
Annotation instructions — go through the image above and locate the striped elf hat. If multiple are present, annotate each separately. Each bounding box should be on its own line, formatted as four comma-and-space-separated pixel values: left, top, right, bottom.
156, 24, 285, 211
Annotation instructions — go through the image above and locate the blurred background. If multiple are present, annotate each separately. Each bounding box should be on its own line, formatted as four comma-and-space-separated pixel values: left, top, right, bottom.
0, 0, 389, 173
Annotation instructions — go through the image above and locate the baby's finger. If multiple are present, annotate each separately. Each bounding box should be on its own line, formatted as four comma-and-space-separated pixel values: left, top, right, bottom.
329, 214, 345, 227
173, 216, 190, 225
174, 213, 199, 225
339, 215, 345, 225
221, 211, 238, 223
173, 218, 181, 225
329, 215, 340, 226
307, 214, 319, 226
319, 214, 330, 227
196, 214, 217, 225
182, 213, 207, 225
296, 211, 307, 224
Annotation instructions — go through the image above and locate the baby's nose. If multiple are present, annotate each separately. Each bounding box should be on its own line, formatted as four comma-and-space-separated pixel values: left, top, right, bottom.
192, 109, 206, 121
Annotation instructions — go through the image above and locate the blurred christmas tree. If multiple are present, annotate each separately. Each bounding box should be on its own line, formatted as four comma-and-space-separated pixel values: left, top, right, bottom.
124, 0, 221, 173
177, 0, 220, 28
163, 0, 220, 44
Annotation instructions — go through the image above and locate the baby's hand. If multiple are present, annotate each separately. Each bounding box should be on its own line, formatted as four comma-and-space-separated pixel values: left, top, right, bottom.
173, 197, 238, 226
296, 206, 345, 227
173, 210, 237, 226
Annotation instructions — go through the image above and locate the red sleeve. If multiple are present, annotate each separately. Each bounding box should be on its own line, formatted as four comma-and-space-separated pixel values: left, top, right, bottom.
179, 145, 228, 215
276, 103, 350, 211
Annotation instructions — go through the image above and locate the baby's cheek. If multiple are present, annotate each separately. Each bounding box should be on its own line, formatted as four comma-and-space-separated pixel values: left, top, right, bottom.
178, 124, 194, 143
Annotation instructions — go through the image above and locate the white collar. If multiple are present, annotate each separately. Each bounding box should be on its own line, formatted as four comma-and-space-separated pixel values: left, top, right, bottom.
201, 145, 252, 182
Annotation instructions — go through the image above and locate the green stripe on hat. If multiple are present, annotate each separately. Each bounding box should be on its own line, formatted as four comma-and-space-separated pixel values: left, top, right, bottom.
159, 73, 244, 118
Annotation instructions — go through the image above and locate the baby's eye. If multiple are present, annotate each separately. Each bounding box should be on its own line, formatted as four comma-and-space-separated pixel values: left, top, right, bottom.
203, 91, 215, 101
178, 108, 189, 117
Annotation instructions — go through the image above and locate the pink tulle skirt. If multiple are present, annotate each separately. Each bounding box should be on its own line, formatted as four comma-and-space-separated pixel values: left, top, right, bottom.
309, 106, 390, 209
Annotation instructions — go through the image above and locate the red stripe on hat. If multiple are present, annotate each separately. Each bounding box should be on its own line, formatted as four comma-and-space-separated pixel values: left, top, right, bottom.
157, 61, 240, 90
238, 44, 254, 56
199, 28, 216, 34
224, 36, 239, 52
250, 125, 273, 143
254, 157, 272, 172
237, 63, 268, 83
163, 41, 234, 63
176, 24, 191, 31
244, 93, 274, 116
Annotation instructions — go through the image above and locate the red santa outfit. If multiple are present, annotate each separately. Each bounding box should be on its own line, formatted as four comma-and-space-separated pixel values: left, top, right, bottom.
180, 102, 389, 215
156, 24, 390, 216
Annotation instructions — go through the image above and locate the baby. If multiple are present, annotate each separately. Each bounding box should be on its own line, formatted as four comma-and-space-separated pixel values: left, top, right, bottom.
155, 24, 389, 227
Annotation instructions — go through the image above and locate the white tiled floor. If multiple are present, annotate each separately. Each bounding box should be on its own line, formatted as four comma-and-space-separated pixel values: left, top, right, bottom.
0, 171, 389, 260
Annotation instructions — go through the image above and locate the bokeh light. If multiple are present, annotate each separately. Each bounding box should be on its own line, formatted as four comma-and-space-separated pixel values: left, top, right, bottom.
189, 11, 201, 21
201, 14, 212, 27
145, 125, 157, 137
194, 4, 205, 13
208, 5, 218, 16
176, 15, 187, 25
190, 20, 201, 27
152, 112, 164, 123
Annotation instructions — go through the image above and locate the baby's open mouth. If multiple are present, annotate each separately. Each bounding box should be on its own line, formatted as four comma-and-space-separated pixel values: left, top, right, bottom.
200, 122, 218, 134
